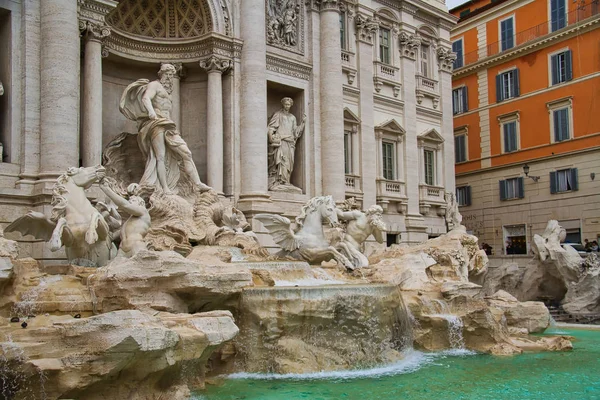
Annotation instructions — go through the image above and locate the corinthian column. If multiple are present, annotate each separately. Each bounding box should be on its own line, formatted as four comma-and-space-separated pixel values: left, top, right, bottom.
320, 1, 345, 200
80, 21, 110, 167
200, 56, 231, 194
40, 0, 80, 178
238, 0, 270, 208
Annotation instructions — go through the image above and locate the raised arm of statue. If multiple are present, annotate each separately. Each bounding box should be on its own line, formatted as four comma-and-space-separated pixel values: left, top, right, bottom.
336, 208, 359, 221
99, 181, 146, 217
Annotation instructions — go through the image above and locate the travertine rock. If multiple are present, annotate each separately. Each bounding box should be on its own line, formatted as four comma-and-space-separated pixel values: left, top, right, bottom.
91, 250, 253, 313
486, 290, 550, 333
0, 309, 238, 400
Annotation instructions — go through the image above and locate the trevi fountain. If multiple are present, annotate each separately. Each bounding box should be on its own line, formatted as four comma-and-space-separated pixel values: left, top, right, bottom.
0, 0, 599, 399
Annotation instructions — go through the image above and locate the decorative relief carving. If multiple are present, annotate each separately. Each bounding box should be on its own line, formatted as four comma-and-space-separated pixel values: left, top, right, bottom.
267, 0, 305, 55
199, 55, 232, 73
266, 55, 312, 80
339, 0, 357, 18
437, 47, 457, 73
105, 0, 212, 39
355, 14, 379, 44
399, 31, 421, 59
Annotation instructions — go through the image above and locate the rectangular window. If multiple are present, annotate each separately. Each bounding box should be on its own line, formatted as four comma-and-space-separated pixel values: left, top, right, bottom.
379, 28, 391, 64
551, 50, 572, 85
496, 69, 520, 102
551, 0, 567, 32
340, 12, 347, 50
455, 134, 467, 163
500, 17, 514, 51
344, 131, 352, 174
456, 186, 472, 206
503, 121, 518, 153
382, 141, 395, 180
550, 168, 579, 193
424, 149, 435, 185
553, 108, 570, 142
421, 45, 430, 77
499, 177, 524, 200
452, 40, 463, 69
452, 87, 468, 114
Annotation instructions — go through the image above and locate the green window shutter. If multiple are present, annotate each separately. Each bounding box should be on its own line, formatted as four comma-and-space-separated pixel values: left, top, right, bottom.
466, 186, 472, 206
462, 87, 468, 112
518, 177, 525, 198
571, 168, 579, 191
565, 50, 573, 81
550, 171, 557, 194
496, 74, 502, 102
499, 180, 507, 200
513, 69, 520, 97
551, 54, 559, 85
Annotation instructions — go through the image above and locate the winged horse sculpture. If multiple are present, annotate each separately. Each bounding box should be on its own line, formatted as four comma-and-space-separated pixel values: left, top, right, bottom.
5, 165, 117, 266
255, 195, 353, 269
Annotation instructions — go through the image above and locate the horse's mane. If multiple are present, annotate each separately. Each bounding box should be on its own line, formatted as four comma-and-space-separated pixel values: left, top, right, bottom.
295, 195, 334, 228
50, 167, 79, 222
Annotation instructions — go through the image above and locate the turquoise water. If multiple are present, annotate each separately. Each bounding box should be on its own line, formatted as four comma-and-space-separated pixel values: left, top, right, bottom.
195, 329, 600, 400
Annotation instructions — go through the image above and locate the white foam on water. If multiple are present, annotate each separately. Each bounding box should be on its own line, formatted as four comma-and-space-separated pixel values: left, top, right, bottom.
274, 278, 347, 287
227, 349, 476, 381
428, 314, 465, 349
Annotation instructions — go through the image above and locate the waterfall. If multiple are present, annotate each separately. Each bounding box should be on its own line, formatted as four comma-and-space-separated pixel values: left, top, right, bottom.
1, 334, 48, 399
420, 298, 465, 349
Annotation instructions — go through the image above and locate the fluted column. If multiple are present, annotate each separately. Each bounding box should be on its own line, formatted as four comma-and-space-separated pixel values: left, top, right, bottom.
39, 0, 80, 177
200, 56, 231, 194
238, 0, 270, 206
320, 0, 345, 200
80, 21, 110, 167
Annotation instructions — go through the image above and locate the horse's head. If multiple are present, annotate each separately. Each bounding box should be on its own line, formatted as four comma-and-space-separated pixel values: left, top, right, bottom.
319, 195, 339, 227
66, 165, 106, 189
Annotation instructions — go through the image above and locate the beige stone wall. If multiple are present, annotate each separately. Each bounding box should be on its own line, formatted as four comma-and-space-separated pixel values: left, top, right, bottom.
457, 149, 600, 253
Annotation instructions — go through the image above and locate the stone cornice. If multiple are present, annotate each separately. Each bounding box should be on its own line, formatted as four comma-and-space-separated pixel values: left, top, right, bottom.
105, 31, 243, 62
454, 16, 600, 78
77, 0, 117, 24
266, 54, 312, 80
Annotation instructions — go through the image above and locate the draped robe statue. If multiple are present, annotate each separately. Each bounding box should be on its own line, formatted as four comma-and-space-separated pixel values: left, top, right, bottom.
267, 97, 306, 193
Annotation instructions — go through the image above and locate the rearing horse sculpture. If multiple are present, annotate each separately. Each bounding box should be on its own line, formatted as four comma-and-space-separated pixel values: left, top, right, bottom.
6, 165, 116, 266
255, 196, 353, 269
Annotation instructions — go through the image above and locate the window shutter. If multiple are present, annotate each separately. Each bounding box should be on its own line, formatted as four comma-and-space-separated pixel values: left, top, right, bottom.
551, 54, 558, 85
551, 0, 558, 31
466, 186, 472, 206
499, 180, 507, 200
550, 171, 558, 194
565, 50, 573, 81
518, 177, 525, 198
513, 69, 520, 97
496, 75, 502, 102
553, 110, 560, 142
571, 168, 579, 191
462, 87, 468, 112
561, 109, 569, 140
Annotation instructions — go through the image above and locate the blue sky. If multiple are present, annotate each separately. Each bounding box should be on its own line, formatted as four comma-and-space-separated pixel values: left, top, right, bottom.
446, 0, 470, 10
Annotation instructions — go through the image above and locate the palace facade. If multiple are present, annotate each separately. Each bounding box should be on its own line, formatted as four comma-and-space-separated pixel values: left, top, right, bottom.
450, 0, 600, 254
0, 0, 456, 259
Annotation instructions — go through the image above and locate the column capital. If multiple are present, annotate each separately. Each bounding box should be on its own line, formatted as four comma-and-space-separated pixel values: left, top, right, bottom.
79, 20, 111, 43
355, 14, 379, 44
199, 56, 232, 74
319, 0, 341, 12
398, 31, 421, 60
436, 47, 457, 73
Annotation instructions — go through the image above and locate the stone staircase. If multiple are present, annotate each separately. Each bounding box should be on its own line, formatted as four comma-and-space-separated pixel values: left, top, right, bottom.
548, 305, 600, 325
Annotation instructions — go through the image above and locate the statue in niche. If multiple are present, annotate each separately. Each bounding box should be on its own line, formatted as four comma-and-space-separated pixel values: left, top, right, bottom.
99, 179, 152, 258
335, 204, 387, 270
267, 97, 306, 193
117, 63, 211, 195
267, 0, 299, 47
445, 192, 463, 231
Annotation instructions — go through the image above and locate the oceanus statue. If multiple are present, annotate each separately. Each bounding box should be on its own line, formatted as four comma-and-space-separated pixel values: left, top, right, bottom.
5, 165, 116, 266
255, 195, 353, 269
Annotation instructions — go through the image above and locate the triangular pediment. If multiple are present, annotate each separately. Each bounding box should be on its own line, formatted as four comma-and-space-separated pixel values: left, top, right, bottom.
418, 128, 444, 143
344, 108, 361, 124
375, 119, 405, 135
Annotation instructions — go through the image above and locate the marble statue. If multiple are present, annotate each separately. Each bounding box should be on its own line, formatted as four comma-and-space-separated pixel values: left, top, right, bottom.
267, 0, 299, 47
5, 165, 116, 266
99, 180, 151, 258
336, 205, 387, 269
255, 196, 353, 268
118, 63, 211, 194
267, 97, 306, 192
445, 192, 463, 231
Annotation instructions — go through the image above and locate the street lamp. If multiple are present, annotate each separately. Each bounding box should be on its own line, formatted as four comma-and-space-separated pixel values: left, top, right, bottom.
523, 164, 540, 182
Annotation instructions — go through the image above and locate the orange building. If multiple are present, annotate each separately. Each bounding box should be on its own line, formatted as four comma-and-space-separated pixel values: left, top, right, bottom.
450, 0, 600, 255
